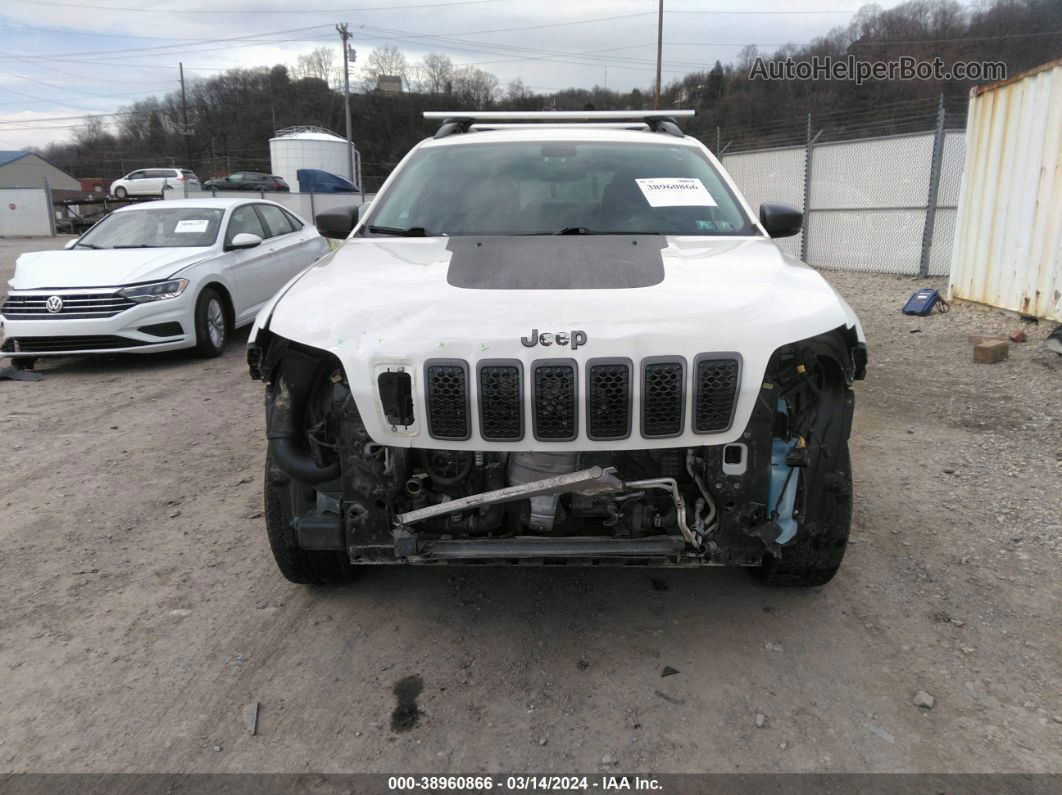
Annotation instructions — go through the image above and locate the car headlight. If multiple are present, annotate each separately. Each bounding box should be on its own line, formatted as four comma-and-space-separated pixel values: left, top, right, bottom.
119, 279, 189, 303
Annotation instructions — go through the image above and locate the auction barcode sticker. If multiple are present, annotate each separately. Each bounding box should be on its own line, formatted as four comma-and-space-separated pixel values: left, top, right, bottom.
635, 177, 717, 207
174, 219, 210, 233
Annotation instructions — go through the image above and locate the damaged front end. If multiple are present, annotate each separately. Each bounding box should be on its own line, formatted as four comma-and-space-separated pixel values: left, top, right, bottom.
251, 329, 857, 579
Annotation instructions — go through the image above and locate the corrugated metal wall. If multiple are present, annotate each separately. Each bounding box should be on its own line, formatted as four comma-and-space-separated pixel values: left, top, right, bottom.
949, 59, 1062, 321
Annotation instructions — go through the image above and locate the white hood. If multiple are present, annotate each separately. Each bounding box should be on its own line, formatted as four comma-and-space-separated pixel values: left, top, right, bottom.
9, 248, 212, 290
265, 235, 855, 450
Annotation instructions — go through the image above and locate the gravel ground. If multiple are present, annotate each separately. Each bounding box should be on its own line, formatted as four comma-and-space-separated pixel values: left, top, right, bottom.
0, 237, 1059, 774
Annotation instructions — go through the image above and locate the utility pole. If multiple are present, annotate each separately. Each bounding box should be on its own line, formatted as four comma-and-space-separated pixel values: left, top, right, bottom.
337, 23, 355, 184
654, 0, 663, 109
179, 62, 192, 170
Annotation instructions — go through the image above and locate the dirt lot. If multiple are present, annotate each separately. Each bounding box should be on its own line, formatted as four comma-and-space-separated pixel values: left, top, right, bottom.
0, 236, 1059, 774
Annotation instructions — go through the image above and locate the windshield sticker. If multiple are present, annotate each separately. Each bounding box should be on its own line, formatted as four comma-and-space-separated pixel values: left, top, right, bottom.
635, 178, 717, 208
174, 219, 210, 234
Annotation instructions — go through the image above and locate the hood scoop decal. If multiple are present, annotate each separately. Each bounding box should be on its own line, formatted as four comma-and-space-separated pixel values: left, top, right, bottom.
445, 235, 665, 290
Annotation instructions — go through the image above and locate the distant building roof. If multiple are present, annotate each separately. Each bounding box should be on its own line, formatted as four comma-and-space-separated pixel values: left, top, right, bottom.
0, 151, 32, 168
376, 75, 403, 94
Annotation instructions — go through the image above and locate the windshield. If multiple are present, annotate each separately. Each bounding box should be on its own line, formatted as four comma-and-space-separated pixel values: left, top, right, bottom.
78, 207, 223, 249
365, 140, 757, 236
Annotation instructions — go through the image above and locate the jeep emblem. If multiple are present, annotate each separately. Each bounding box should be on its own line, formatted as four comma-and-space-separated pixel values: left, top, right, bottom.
520, 329, 587, 350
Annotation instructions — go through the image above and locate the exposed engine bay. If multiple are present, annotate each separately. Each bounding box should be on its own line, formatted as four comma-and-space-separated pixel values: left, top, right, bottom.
252, 327, 860, 568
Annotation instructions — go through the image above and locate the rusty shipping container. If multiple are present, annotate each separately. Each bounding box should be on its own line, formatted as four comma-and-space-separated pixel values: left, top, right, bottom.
949, 58, 1062, 322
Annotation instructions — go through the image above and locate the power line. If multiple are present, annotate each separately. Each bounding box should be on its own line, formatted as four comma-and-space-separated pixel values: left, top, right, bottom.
0, 24, 333, 61
5, 0, 518, 13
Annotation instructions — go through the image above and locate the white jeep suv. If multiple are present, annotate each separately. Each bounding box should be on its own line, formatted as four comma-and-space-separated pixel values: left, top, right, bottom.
247, 110, 867, 587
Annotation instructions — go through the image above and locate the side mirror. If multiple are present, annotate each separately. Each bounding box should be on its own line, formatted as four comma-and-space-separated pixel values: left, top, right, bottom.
315, 204, 359, 239
759, 203, 803, 238
64, 239, 78, 250
228, 232, 263, 250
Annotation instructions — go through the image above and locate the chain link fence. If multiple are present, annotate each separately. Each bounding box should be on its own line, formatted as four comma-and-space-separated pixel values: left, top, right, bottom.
715, 98, 966, 277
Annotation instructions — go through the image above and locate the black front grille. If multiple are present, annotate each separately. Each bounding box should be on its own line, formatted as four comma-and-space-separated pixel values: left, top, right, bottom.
424, 360, 470, 440
478, 361, 523, 440
642, 358, 685, 437
532, 360, 577, 441
2, 335, 150, 353
1, 292, 136, 319
693, 356, 739, 433
587, 359, 631, 440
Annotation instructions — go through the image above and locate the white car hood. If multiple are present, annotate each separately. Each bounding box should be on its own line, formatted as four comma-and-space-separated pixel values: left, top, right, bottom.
265, 235, 856, 450
8, 248, 212, 290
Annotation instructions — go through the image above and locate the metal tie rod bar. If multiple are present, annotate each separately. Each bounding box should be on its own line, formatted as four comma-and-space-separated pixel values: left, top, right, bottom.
396, 466, 624, 526
423, 110, 695, 121
396, 466, 700, 549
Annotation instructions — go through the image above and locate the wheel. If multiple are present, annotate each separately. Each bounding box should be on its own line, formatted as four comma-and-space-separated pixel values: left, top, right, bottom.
114, 186, 127, 198
264, 453, 359, 585
11, 357, 38, 371
192, 287, 228, 358
759, 445, 852, 587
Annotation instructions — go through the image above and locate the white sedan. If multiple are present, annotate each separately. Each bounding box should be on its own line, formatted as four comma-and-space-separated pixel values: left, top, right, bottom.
0, 198, 327, 365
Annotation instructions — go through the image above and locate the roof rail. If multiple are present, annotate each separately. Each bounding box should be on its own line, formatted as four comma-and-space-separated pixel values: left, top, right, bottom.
425, 110, 694, 139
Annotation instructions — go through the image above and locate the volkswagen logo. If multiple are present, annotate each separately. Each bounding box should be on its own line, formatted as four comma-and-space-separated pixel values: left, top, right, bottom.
45, 295, 63, 314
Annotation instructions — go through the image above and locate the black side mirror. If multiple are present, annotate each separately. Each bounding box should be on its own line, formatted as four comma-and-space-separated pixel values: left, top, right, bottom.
759, 203, 803, 238
315, 204, 359, 239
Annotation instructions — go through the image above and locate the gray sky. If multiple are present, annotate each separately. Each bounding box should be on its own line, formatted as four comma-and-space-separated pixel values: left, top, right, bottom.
0, 0, 898, 149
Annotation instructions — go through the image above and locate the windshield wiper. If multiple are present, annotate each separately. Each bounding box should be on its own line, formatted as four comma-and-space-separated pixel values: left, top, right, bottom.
367, 225, 428, 237
552, 227, 662, 235
112, 244, 163, 248
74, 242, 101, 249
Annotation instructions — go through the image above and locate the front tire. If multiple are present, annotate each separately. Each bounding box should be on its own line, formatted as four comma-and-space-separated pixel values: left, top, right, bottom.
11, 357, 38, 371
193, 288, 228, 358
264, 453, 359, 585
759, 445, 852, 587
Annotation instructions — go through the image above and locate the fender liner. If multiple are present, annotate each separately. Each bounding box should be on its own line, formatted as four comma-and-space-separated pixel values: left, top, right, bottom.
266, 347, 341, 485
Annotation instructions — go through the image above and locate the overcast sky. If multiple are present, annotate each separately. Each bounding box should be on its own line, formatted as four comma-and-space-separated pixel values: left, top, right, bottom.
0, 0, 903, 150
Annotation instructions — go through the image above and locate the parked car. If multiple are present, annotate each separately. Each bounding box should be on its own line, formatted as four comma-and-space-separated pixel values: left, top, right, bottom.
247, 110, 867, 587
296, 168, 359, 193
110, 168, 200, 198
203, 172, 290, 192
1, 198, 327, 365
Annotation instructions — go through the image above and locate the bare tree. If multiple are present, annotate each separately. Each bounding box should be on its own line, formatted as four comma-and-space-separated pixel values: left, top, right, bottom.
420, 52, 454, 94
736, 44, 760, 74
361, 46, 409, 91
506, 78, 531, 102
74, 116, 109, 148
294, 46, 337, 86
451, 65, 498, 107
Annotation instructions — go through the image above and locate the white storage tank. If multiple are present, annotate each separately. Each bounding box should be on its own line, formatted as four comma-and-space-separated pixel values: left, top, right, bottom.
269, 126, 361, 191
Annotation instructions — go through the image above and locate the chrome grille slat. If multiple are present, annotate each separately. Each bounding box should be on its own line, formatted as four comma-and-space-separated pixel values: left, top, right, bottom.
2, 291, 136, 319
